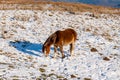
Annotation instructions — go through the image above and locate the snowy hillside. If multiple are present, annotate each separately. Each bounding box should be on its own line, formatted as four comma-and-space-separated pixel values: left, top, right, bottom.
0, 10, 120, 80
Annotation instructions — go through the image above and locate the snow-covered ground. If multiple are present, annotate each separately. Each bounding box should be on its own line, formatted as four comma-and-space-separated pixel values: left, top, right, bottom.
0, 10, 120, 80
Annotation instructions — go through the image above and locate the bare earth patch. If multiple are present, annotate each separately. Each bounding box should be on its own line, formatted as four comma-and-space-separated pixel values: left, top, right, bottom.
0, 0, 119, 15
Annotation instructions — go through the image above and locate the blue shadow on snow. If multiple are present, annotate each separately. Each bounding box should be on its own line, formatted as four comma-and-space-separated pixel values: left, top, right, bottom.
9, 41, 69, 58
9, 41, 43, 56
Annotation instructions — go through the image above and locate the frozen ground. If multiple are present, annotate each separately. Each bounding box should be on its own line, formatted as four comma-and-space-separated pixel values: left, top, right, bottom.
0, 10, 120, 80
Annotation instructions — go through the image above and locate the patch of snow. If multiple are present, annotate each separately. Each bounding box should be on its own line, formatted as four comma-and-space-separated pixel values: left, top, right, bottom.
0, 10, 120, 79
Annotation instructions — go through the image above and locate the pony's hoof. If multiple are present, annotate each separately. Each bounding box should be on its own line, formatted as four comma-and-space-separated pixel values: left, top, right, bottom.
70, 54, 75, 57
53, 56, 57, 59
62, 55, 65, 59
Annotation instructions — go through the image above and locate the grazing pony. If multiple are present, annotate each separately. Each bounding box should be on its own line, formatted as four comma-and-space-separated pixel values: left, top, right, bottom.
42, 28, 77, 58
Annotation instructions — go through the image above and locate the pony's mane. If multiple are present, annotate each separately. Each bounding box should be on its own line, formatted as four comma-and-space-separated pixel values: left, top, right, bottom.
42, 32, 57, 53
43, 31, 59, 46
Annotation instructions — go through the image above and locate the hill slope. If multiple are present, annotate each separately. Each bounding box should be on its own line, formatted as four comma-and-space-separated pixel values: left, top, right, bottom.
0, 9, 120, 79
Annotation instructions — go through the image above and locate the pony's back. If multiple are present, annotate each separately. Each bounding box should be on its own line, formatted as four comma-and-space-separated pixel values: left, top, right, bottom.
65, 28, 77, 41
54, 28, 77, 45
61, 28, 77, 41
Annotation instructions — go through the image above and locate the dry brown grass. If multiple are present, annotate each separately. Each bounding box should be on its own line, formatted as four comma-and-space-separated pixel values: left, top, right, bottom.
0, 0, 51, 4
0, 0, 119, 14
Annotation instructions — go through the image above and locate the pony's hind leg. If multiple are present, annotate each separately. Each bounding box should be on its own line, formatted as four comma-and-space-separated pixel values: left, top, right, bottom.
70, 43, 74, 56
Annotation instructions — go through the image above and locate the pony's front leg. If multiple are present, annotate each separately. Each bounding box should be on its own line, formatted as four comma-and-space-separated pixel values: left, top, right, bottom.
60, 46, 65, 58
54, 45, 57, 58
70, 43, 75, 56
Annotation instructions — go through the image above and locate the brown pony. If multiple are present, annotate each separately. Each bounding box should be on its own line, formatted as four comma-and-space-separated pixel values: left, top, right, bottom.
42, 28, 77, 58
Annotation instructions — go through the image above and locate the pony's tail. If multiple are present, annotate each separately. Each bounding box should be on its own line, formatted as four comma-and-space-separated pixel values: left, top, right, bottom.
72, 29, 77, 41
74, 31, 77, 41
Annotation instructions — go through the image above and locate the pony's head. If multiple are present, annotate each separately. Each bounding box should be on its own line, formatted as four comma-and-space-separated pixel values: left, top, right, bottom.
42, 33, 57, 57
42, 44, 50, 57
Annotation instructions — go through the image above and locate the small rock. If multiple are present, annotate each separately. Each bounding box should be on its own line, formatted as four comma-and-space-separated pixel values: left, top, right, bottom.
0, 50, 2, 52
4, 31, 7, 33
57, 75, 64, 79
90, 48, 98, 52
86, 28, 91, 32
39, 68, 46, 72
103, 57, 110, 61
71, 74, 76, 78
84, 78, 91, 80
63, 78, 67, 80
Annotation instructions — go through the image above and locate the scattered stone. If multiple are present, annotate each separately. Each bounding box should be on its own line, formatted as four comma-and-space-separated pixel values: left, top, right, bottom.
109, 55, 113, 58
84, 78, 91, 80
0, 50, 2, 52
11, 76, 19, 80
71, 74, 76, 78
36, 78, 41, 80
99, 53, 103, 56
51, 69, 54, 72
69, 11, 75, 14
0, 78, 4, 80
63, 78, 67, 80
48, 73, 56, 77
49, 14, 53, 16
91, 48, 98, 52
41, 64, 47, 67
103, 57, 110, 61
9, 64, 15, 69
41, 73, 47, 79
39, 68, 46, 72
57, 75, 64, 79
4, 31, 7, 33
86, 28, 91, 32
77, 77, 81, 79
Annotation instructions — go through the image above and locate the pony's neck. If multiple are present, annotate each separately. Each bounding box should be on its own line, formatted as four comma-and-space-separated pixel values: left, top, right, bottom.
49, 43, 53, 47
45, 42, 52, 47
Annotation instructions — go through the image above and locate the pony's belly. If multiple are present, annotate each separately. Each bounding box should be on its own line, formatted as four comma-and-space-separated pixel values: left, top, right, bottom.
63, 41, 73, 46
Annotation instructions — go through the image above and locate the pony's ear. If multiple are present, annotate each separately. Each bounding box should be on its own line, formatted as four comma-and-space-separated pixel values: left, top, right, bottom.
51, 33, 57, 43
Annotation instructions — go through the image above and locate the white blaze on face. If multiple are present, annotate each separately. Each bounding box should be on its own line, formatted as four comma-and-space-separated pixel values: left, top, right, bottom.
44, 48, 47, 56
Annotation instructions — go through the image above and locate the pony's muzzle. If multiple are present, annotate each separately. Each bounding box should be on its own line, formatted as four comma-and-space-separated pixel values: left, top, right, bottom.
44, 51, 49, 57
